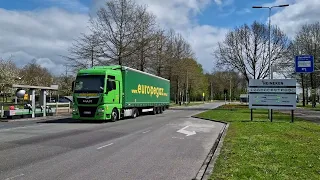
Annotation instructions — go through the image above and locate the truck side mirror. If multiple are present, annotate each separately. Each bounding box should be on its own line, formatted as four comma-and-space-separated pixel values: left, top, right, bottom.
71, 81, 75, 92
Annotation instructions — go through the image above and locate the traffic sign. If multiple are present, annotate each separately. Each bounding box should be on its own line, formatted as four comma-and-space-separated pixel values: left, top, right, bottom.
295, 55, 314, 73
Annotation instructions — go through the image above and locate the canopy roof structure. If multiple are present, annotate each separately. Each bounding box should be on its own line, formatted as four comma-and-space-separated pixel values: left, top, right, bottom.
10, 84, 59, 90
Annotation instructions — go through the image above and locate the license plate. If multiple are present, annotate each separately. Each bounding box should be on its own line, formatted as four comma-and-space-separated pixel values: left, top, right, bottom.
83, 111, 91, 115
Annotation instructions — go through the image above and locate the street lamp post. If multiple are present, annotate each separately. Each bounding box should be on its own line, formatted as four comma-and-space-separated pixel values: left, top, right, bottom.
252, 4, 289, 121
252, 4, 289, 79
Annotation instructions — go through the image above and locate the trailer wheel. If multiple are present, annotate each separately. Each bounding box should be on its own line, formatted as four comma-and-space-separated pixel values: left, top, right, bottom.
161, 106, 165, 112
151, 107, 157, 115
111, 108, 119, 122
132, 108, 138, 118
159, 107, 163, 114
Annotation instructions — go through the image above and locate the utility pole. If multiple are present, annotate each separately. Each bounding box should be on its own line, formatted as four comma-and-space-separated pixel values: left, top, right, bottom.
65, 64, 68, 77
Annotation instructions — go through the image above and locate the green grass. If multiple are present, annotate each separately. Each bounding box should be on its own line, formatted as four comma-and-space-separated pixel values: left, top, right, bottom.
196, 104, 320, 180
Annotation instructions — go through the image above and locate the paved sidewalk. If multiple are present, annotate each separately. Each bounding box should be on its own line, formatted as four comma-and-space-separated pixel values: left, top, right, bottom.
281, 108, 320, 124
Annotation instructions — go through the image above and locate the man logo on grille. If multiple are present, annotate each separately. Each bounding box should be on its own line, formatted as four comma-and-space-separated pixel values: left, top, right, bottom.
83, 99, 93, 103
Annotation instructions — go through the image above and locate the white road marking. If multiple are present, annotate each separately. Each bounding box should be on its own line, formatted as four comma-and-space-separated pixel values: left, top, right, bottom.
142, 130, 150, 133
172, 137, 184, 139
5, 173, 25, 180
177, 126, 196, 136
97, 143, 113, 150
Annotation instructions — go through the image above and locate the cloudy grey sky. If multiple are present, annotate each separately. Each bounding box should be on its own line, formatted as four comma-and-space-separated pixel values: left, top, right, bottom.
0, 0, 319, 75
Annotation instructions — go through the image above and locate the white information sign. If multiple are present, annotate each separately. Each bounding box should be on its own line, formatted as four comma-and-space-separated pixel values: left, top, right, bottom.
248, 79, 297, 110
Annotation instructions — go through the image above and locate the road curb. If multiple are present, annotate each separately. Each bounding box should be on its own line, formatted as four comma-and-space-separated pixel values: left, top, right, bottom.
192, 116, 229, 180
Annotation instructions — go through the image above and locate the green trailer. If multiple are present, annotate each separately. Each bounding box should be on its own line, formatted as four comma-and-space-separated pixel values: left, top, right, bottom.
71, 65, 170, 121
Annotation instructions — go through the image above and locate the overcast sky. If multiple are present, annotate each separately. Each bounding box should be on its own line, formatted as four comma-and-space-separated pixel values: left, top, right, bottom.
0, 0, 319, 76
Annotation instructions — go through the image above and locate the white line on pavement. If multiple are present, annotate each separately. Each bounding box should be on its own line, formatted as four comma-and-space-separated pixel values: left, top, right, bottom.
177, 126, 196, 136
97, 143, 113, 150
5, 173, 25, 180
172, 137, 184, 139
142, 130, 150, 133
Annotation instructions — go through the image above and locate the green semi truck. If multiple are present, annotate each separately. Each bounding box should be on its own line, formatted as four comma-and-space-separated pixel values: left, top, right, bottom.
71, 65, 170, 121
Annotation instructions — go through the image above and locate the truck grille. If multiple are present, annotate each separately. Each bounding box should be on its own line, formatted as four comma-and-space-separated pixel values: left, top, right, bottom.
78, 106, 97, 117
77, 97, 99, 105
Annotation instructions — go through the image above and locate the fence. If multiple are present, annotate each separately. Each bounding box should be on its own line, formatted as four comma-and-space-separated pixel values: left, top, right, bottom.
47, 102, 71, 114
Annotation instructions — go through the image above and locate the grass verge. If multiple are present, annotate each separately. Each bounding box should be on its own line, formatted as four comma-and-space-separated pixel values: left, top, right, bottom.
195, 104, 320, 180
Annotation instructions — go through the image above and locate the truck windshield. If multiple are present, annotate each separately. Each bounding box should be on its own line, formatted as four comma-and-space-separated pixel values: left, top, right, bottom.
74, 75, 105, 93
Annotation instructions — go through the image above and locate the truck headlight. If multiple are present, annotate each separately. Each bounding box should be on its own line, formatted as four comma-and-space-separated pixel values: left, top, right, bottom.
97, 108, 104, 113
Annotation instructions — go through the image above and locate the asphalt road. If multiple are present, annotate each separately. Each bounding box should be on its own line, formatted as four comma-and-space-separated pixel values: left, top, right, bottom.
0, 103, 225, 180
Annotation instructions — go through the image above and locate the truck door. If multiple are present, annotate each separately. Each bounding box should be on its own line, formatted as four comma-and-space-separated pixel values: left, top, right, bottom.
106, 75, 117, 104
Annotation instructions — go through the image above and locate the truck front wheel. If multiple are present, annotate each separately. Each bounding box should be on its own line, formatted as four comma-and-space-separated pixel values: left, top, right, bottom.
111, 108, 119, 122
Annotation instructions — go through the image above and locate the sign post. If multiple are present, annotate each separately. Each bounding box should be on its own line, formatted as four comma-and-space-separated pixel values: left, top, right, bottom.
248, 79, 297, 122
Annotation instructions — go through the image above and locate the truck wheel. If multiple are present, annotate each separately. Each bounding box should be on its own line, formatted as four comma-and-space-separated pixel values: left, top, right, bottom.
151, 107, 157, 115
162, 106, 165, 112
132, 108, 138, 118
159, 107, 163, 114
111, 108, 119, 122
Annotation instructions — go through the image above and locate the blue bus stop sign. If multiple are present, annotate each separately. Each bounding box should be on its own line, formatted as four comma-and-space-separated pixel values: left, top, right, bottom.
295, 55, 314, 73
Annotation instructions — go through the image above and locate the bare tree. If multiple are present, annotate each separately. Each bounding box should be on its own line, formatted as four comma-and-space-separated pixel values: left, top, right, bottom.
126, 5, 157, 71
150, 29, 167, 76
89, 0, 141, 66
162, 29, 176, 81
214, 21, 290, 83
66, 32, 101, 70
168, 32, 194, 103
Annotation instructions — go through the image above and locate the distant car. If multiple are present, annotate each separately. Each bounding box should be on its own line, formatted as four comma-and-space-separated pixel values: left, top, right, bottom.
58, 96, 72, 103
